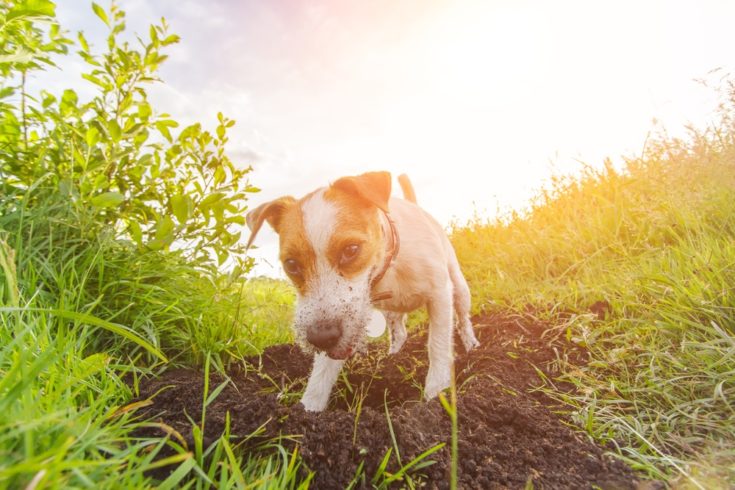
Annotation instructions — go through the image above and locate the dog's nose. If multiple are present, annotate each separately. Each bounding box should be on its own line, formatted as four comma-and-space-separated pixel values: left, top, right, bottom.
307, 321, 342, 351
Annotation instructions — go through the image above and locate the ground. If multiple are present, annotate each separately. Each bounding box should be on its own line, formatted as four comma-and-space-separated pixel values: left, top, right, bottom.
134, 312, 655, 489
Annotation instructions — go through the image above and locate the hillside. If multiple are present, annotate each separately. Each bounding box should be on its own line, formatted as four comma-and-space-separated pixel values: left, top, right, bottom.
451, 101, 735, 487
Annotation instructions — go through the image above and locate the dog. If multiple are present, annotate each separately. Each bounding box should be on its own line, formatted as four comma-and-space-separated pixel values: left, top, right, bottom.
246, 171, 479, 411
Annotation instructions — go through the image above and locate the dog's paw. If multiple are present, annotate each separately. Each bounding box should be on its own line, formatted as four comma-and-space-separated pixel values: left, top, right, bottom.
388, 334, 406, 355
424, 368, 451, 401
462, 336, 480, 352
459, 328, 480, 353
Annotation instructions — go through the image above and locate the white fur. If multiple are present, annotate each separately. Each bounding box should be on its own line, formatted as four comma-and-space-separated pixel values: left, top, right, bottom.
301, 353, 345, 411
295, 190, 375, 368
301, 189, 336, 257
424, 279, 454, 399
295, 183, 479, 411
292, 267, 373, 356
384, 311, 407, 354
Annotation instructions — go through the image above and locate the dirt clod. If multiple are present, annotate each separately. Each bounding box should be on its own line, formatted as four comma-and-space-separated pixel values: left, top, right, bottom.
134, 313, 642, 489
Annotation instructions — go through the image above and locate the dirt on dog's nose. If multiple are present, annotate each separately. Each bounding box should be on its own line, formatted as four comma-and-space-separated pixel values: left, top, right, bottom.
307, 321, 341, 351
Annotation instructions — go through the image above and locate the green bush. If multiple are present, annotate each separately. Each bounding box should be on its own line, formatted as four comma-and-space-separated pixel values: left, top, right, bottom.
0, 0, 286, 364
1, 0, 255, 269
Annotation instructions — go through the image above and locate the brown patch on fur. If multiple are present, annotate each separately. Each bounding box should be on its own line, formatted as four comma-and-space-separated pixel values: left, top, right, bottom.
397, 174, 417, 204
245, 196, 296, 249
323, 186, 385, 280
331, 171, 391, 212
272, 199, 316, 295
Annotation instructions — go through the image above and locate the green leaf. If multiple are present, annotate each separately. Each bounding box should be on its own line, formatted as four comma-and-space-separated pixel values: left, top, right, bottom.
0, 49, 35, 64
226, 216, 246, 226
128, 221, 142, 245
91, 192, 124, 208
171, 194, 190, 223
92, 2, 110, 27
82, 73, 111, 90
41, 93, 55, 107
156, 119, 179, 128
78, 32, 90, 52
108, 119, 121, 141
154, 216, 175, 245
138, 101, 152, 119
6, 0, 56, 21
59, 89, 79, 116
155, 119, 178, 142
149, 25, 159, 45
85, 126, 100, 146
162, 34, 181, 46
213, 165, 225, 185
200, 192, 224, 208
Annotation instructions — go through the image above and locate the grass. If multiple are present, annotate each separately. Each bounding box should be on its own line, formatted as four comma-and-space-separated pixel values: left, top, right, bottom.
343, 392, 445, 489
451, 99, 735, 486
236, 278, 296, 355
0, 192, 299, 488
0, 248, 162, 488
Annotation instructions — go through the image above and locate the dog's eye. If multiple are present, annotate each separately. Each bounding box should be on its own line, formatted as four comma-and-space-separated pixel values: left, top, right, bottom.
283, 258, 302, 276
340, 244, 361, 265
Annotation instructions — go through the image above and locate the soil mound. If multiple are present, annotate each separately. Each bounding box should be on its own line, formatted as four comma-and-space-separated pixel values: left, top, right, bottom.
134, 313, 642, 489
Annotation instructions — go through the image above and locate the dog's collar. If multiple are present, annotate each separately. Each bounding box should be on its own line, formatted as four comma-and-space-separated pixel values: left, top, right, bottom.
370, 210, 399, 303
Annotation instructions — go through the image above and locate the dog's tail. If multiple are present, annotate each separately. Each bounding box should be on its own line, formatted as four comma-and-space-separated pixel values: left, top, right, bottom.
397, 174, 417, 204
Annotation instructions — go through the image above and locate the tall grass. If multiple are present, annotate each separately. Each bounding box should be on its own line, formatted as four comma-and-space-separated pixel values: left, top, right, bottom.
452, 92, 735, 485
1, 185, 292, 366
0, 217, 165, 487
0, 182, 295, 488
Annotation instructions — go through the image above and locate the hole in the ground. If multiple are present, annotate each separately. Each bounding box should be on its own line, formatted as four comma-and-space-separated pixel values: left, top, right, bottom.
130, 313, 644, 489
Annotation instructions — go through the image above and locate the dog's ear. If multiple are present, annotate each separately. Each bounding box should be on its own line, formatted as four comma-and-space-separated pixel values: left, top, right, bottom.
245, 196, 296, 249
332, 171, 392, 212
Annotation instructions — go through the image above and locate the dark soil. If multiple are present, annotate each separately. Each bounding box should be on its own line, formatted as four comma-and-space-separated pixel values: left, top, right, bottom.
133, 312, 647, 489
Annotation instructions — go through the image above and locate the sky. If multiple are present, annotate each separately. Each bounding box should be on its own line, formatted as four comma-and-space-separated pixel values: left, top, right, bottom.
43, 0, 735, 276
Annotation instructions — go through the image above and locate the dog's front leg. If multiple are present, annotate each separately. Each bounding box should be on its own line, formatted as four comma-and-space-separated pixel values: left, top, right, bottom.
300, 352, 345, 412
384, 311, 407, 354
424, 283, 454, 400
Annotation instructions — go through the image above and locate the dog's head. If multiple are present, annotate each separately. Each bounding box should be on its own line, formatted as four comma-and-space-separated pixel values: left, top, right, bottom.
246, 171, 391, 359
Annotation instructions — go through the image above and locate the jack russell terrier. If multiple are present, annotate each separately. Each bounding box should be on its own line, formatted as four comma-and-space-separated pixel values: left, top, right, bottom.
246, 172, 479, 411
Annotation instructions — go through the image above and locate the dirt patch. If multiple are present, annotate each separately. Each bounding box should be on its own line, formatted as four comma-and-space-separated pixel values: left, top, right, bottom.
134, 313, 644, 489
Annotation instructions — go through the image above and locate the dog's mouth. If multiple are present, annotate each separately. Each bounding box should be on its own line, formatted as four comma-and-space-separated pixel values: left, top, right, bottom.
325, 330, 365, 360
326, 344, 354, 360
